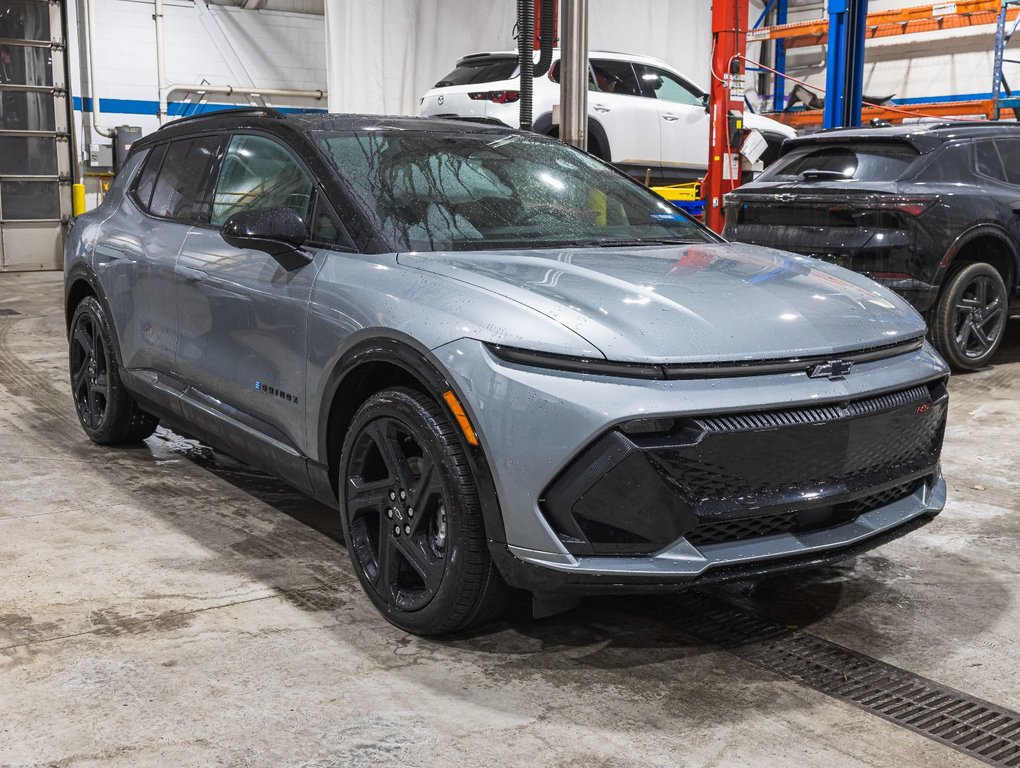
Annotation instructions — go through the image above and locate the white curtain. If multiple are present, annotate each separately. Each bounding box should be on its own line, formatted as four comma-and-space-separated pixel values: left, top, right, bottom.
324, 0, 719, 116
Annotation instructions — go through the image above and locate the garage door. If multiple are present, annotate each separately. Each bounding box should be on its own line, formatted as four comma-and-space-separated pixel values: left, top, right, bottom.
0, 0, 71, 271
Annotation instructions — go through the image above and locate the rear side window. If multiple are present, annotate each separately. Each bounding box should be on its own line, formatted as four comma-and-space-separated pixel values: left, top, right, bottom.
211, 134, 313, 226
133, 143, 167, 211
993, 139, 1020, 184
591, 59, 642, 96
758, 142, 919, 182
436, 57, 518, 87
149, 135, 222, 222
974, 140, 1006, 182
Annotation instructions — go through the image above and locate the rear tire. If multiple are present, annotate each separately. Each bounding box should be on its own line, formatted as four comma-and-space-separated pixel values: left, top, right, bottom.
68, 296, 158, 444
931, 262, 1008, 371
338, 387, 508, 635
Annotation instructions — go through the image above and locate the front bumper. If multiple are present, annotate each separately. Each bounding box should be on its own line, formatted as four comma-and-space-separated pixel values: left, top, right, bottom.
433, 338, 949, 593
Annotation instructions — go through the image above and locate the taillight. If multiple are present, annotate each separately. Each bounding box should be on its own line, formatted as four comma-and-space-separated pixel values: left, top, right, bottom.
468, 90, 521, 103
858, 196, 937, 217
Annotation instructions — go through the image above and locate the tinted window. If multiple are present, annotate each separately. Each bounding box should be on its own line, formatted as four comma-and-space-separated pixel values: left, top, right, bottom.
974, 140, 1006, 182
994, 138, 1020, 184
310, 197, 353, 247
211, 134, 312, 226
548, 61, 597, 89
591, 60, 642, 96
149, 136, 221, 222
758, 143, 919, 182
436, 58, 518, 87
316, 130, 713, 252
634, 64, 704, 106
133, 143, 168, 211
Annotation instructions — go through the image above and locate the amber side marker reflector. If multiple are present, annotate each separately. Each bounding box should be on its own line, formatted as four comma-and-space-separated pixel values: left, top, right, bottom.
442, 390, 479, 446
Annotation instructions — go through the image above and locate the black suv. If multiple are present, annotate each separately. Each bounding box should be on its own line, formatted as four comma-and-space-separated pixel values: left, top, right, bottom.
724, 122, 1020, 370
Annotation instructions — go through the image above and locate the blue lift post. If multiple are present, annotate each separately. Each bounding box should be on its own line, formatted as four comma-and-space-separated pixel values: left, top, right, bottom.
823, 0, 869, 129
993, 0, 1020, 119
774, 0, 787, 111
749, 0, 788, 110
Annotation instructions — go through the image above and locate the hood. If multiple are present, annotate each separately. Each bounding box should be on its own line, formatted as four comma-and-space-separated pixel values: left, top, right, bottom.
398, 243, 926, 364
744, 111, 797, 139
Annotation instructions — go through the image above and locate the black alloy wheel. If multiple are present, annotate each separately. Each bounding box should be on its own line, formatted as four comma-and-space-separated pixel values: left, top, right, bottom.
339, 387, 507, 635
68, 297, 158, 444
932, 262, 1009, 371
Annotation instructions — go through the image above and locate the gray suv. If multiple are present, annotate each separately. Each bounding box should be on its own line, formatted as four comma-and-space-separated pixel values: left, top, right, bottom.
64, 108, 949, 635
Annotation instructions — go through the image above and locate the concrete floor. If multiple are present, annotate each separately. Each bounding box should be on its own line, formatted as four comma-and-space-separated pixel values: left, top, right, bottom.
0, 270, 1018, 768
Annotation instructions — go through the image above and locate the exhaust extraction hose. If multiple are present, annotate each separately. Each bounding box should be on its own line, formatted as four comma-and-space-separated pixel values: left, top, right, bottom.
518, 0, 535, 131
534, 0, 556, 79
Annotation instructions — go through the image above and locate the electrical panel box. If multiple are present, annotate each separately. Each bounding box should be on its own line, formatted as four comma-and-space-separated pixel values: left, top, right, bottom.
88, 143, 114, 168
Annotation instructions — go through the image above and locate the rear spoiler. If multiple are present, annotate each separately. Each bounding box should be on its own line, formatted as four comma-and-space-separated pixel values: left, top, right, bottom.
780, 131, 944, 157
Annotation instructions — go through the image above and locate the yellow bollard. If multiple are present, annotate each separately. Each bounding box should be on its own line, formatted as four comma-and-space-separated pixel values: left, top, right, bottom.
72, 183, 86, 217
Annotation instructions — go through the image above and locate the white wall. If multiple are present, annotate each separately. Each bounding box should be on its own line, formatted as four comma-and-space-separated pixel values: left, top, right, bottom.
324, 0, 757, 116
67, 0, 328, 194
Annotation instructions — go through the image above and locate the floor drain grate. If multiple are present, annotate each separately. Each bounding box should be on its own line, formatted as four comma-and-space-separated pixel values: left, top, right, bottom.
676, 593, 1020, 767
0, 308, 20, 316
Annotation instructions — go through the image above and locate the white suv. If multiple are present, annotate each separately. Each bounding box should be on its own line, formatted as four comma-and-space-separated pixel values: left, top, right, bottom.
420, 49, 796, 184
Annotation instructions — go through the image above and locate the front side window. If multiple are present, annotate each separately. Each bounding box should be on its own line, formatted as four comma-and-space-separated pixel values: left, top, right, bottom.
634, 65, 705, 106
211, 134, 313, 226
149, 135, 221, 222
590, 60, 642, 96
315, 130, 713, 252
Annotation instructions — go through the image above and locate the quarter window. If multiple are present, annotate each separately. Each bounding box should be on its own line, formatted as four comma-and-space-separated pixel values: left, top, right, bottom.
133, 143, 168, 211
211, 134, 313, 226
974, 140, 1006, 182
149, 135, 222, 222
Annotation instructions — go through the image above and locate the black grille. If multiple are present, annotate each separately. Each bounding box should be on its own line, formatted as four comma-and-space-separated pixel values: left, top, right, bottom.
685, 479, 920, 548
645, 384, 945, 506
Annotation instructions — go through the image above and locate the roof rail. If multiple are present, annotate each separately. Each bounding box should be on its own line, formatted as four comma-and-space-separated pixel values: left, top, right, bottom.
158, 106, 284, 131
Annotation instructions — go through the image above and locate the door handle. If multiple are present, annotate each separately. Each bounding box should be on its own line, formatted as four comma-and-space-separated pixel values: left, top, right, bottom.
175, 265, 207, 283
662, 113, 681, 121
593, 104, 610, 113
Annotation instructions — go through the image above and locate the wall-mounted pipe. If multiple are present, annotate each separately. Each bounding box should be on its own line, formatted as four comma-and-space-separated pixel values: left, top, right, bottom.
155, 0, 167, 124
83, 0, 114, 138
163, 84, 327, 102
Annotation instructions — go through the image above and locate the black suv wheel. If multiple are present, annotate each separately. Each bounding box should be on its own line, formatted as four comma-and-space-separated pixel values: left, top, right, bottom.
931, 263, 1009, 371
68, 297, 159, 444
339, 387, 507, 635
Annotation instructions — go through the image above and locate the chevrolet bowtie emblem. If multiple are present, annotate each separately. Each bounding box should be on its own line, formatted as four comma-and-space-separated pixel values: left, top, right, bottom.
807, 359, 854, 380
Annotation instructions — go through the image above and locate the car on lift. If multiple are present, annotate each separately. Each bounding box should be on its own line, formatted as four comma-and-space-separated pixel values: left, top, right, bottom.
420, 49, 797, 184
723, 122, 1020, 370
65, 108, 947, 636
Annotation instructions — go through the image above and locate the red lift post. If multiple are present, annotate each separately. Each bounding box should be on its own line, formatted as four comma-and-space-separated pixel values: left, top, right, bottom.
705, 0, 749, 233
534, 0, 557, 49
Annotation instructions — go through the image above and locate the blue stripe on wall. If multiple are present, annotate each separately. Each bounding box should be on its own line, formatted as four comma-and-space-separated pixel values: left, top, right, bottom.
72, 96, 326, 117
890, 92, 993, 105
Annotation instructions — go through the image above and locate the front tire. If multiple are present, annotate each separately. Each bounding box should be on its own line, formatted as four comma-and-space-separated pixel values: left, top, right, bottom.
339, 387, 507, 635
931, 262, 1009, 371
68, 296, 158, 444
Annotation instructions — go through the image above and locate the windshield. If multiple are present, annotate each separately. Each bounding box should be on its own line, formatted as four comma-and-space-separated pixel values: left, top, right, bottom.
314, 130, 713, 252
757, 142, 919, 183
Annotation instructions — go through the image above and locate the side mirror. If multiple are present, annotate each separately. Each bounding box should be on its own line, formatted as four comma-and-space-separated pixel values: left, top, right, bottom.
220, 207, 311, 270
